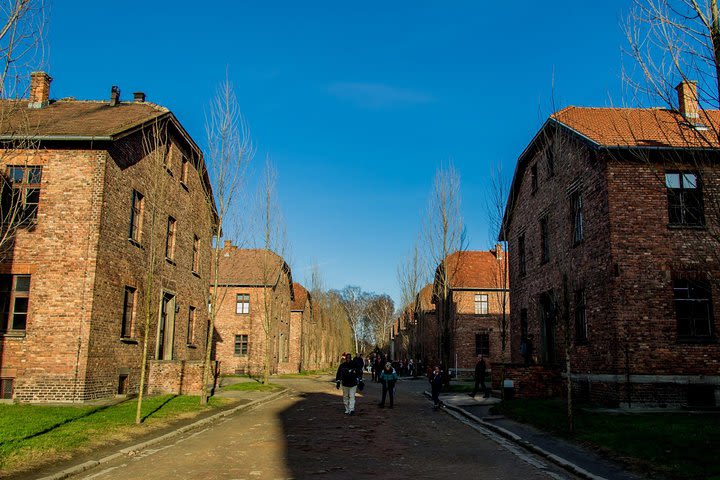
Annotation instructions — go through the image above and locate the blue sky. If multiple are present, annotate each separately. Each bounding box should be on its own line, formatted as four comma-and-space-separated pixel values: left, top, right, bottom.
47, 1, 631, 305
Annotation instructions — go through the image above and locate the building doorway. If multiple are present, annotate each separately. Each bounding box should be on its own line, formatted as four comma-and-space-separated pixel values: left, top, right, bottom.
157, 292, 176, 360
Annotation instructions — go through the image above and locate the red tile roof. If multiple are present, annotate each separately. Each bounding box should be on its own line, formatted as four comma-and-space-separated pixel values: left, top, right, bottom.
214, 247, 290, 287
0, 99, 168, 139
440, 250, 507, 290
418, 283, 435, 311
552, 106, 720, 149
291, 283, 309, 311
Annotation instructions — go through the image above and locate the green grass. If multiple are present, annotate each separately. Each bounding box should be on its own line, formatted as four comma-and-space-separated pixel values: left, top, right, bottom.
220, 381, 280, 392
0, 395, 230, 474
275, 369, 334, 378
444, 381, 475, 393
491, 399, 720, 479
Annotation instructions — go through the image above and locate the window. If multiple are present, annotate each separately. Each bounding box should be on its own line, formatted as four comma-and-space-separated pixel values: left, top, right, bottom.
236, 294, 250, 314
531, 164, 538, 193
5, 166, 42, 223
540, 216, 550, 263
673, 279, 714, 339
475, 333, 490, 356
121, 286, 136, 338
180, 154, 189, 186
518, 234, 526, 276
0, 274, 30, 331
574, 289, 587, 343
0, 378, 13, 399
666, 172, 704, 226
234, 334, 248, 355
474, 293, 489, 315
192, 235, 200, 273
165, 217, 176, 260
187, 306, 196, 344
571, 191, 584, 245
129, 190, 144, 244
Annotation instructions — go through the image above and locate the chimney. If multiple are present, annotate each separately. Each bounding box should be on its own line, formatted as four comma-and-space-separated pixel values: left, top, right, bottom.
133, 91, 146, 102
109, 86, 121, 106
676, 80, 699, 119
28, 71, 52, 109
493, 242, 504, 260
223, 240, 233, 249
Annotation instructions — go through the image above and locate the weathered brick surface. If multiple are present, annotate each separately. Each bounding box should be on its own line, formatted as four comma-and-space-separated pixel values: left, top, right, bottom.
505, 125, 720, 406
0, 119, 214, 402
212, 246, 293, 377
147, 360, 207, 395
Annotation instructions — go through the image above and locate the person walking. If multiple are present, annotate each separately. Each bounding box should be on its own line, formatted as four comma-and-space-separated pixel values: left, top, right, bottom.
378, 362, 398, 408
335, 354, 360, 415
470, 354, 489, 398
429, 365, 443, 410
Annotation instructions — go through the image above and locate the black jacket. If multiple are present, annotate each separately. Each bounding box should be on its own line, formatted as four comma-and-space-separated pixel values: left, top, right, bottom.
475, 359, 486, 379
335, 361, 359, 387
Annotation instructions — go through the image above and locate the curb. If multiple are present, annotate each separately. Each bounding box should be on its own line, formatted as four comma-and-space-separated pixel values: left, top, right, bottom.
35, 388, 290, 480
422, 391, 607, 480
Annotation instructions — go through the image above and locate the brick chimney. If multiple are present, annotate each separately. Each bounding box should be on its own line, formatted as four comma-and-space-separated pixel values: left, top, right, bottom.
28, 71, 52, 109
493, 242, 504, 260
133, 91, 146, 102
676, 80, 699, 119
109, 86, 120, 106
223, 240, 233, 249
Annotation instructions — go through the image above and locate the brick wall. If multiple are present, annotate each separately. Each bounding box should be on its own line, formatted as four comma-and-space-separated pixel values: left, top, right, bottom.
0, 124, 214, 402
213, 274, 292, 377
147, 360, 206, 395
505, 127, 720, 406
0, 149, 105, 402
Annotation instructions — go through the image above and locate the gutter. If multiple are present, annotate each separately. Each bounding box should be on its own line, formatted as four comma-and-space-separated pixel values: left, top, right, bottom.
0, 135, 113, 141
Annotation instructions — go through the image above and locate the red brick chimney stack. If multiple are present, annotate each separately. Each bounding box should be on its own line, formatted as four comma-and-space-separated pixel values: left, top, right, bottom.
28, 71, 52, 109
676, 80, 699, 119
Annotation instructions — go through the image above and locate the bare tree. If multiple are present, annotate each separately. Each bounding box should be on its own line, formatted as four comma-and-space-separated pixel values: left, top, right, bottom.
0, 0, 47, 259
485, 163, 511, 355
335, 285, 370, 354
134, 119, 172, 424
424, 162, 467, 373
255, 158, 289, 385
0, 0, 46, 99
366, 293, 395, 350
625, 0, 720, 115
397, 239, 424, 359
201, 76, 252, 404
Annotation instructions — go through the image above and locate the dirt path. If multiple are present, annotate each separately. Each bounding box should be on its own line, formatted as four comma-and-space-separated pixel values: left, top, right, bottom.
68, 376, 578, 480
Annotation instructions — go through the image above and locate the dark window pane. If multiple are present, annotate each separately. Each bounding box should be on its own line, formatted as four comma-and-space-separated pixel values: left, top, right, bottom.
27, 167, 42, 184
12, 313, 26, 330
13, 297, 28, 314
15, 276, 30, 292
9, 167, 23, 183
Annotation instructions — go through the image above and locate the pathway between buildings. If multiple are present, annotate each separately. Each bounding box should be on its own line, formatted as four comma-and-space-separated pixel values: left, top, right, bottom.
57, 376, 580, 480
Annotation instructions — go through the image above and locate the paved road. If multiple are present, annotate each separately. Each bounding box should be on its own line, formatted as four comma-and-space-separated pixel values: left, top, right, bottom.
72, 376, 580, 480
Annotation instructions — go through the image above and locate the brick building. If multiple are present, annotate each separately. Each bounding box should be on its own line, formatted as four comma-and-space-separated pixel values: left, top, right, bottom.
0, 72, 215, 402
391, 283, 438, 366
212, 243, 293, 377
501, 81, 720, 406
432, 248, 510, 374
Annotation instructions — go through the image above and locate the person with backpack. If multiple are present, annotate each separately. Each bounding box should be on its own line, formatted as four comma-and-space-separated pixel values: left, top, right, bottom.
378, 362, 398, 408
335, 353, 359, 415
